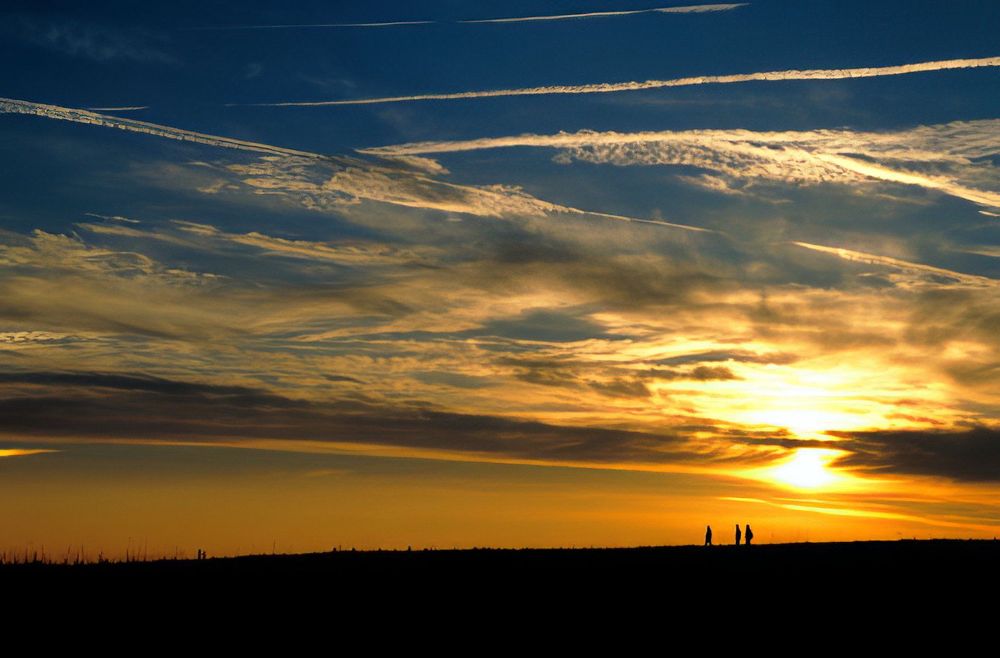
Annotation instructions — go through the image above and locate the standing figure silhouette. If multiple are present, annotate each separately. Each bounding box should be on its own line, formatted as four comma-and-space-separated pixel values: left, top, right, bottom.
735, 524, 742, 545
744, 524, 754, 546
705, 525, 713, 546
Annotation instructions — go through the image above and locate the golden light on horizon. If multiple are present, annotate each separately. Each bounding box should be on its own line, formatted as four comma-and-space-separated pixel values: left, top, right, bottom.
0, 448, 56, 458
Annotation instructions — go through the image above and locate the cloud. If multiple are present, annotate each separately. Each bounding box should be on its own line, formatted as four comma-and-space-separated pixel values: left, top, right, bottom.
364, 120, 1000, 209
5, 86, 1000, 485
362, 120, 1000, 160
461, 3, 748, 24
812, 153, 1000, 208
84, 212, 141, 224
791, 242, 1000, 289
0, 229, 249, 339
2, 97, 710, 230
0, 370, 738, 467
85, 106, 148, 112
227, 153, 708, 230
645, 365, 742, 381
170, 221, 424, 265
0, 331, 96, 351
833, 427, 1000, 482
238, 56, 1000, 106
652, 350, 799, 366
193, 21, 433, 30
0, 229, 218, 283
17, 19, 175, 63
195, 4, 747, 30
0, 98, 324, 159
0, 448, 56, 459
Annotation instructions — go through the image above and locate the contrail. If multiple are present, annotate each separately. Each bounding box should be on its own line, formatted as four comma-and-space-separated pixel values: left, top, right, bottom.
190, 20, 433, 30
461, 3, 747, 24
580, 209, 714, 233
86, 106, 149, 112
358, 125, 1000, 210
1, 96, 709, 232
194, 4, 746, 30
791, 241, 999, 288
813, 152, 1000, 208
234, 55, 1000, 107
0, 97, 324, 159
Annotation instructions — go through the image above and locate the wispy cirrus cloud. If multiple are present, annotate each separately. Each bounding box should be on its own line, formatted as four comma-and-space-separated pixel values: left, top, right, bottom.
364, 120, 1000, 209
15, 19, 175, 63
171, 221, 426, 265
790, 242, 1000, 289
79, 219, 425, 266
1, 98, 707, 231
235, 56, 1000, 106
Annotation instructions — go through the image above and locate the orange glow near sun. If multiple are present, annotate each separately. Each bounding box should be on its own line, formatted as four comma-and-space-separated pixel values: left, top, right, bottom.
740, 447, 862, 493
767, 449, 841, 489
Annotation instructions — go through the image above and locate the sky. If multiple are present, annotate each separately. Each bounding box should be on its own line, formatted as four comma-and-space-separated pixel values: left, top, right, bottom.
2, 0, 1000, 558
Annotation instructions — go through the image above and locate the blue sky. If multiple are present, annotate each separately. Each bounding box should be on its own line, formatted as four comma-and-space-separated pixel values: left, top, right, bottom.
2, 1, 1000, 553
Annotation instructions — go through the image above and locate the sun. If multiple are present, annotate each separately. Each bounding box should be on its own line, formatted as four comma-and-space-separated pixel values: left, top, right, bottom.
765, 448, 843, 490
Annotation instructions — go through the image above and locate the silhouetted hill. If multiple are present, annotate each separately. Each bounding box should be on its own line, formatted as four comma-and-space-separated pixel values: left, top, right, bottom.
6, 539, 999, 591
7, 540, 999, 628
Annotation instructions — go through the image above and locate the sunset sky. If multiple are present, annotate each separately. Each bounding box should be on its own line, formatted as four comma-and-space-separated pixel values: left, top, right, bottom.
2, 0, 999, 558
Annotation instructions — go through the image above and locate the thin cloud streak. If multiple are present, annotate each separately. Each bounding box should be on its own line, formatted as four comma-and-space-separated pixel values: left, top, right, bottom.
191, 21, 434, 30
362, 120, 1000, 158
791, 242, 1000, 288
0, 97, 707, 231
195, 4, 746, 30
365, 121, 1000, 208
0, 448, 57, 459
238, 56, 1000, 106
85, 105, 149, 111
814, 152, 1000, 208
0, 97, 324, 159
461, 3, 748, 24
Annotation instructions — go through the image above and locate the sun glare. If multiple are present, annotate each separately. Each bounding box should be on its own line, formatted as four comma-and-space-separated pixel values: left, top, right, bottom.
765, 448, 844, 490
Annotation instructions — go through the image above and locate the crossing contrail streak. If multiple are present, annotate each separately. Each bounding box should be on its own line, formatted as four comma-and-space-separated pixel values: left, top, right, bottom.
461, 3, 747, 23
0, 97, 325, 159
194, 4, 746, 30
233, 56, 1000, 107
1, 97, 710, 232
191, 20, 433, 30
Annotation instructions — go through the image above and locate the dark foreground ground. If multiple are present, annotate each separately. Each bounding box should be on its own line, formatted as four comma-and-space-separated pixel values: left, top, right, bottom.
6, 539, 1000, 632
8, 540, 993, 635
5, 539, 998, 595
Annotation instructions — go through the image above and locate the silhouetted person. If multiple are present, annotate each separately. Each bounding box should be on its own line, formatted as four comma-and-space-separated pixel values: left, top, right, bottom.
705, 525, 713, 546
744, 524, 754, 546
735, 524, 742, 545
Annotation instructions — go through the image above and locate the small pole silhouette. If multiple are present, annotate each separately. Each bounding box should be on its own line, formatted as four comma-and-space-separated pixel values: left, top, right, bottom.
744, 524, 753, 546
735, 524, 742, 545
704, 525, 713, 546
